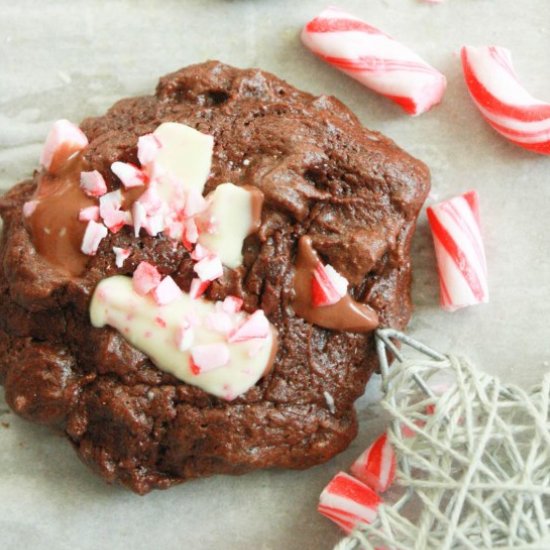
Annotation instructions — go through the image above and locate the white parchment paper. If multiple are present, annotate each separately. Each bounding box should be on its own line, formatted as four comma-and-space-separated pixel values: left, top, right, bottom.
1, 1, 549, 548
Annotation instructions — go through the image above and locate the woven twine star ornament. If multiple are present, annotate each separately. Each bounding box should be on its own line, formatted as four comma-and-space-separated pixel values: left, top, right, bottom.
335, 329, 550, 550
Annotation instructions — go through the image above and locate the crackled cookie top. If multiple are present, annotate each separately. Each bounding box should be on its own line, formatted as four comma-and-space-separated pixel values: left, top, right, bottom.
0, 61, 429, 494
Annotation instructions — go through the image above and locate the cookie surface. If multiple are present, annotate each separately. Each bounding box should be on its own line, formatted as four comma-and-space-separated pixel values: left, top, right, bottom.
0, 61, 429, 494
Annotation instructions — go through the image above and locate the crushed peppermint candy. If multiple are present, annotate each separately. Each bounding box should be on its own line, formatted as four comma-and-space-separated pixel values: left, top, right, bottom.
229, 310, 270, 343
111, 161, 147, 188
81, 220, 108, 256
311, 262, 349, 307
137, 133, 162, 167
152, 275, 184, 306
190, 343, 231, 374
40, 119, 88, 173
193, 253, 224, 282
189, 278, 210, 300
133, 261, 162, 296
112, 246, 131, 268
80, 170, 107, 197
79, 205, 100, 222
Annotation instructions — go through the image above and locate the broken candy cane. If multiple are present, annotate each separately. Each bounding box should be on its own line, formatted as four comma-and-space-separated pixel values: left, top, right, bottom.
350, 433, 396, 493
40, 119, 88, 173
132, 261, 162, 296
461, 45, 550, 155
80, 170, 107, 197
81, 220, 108, 256
311, 262, 349, 307
318, 472, 381, 534
301, 7, 446, 115
427, 190, 489, 311
112, 247, 131, 268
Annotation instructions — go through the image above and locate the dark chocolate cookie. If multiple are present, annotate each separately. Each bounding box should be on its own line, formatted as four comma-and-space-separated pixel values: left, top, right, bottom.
0, 61, 429, 494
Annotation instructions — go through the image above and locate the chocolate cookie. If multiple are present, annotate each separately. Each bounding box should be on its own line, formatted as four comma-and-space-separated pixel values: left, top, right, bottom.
0, 61, 429, 494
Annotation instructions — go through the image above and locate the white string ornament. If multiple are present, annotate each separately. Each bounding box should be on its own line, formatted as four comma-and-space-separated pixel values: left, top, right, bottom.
335, 329, 550, 550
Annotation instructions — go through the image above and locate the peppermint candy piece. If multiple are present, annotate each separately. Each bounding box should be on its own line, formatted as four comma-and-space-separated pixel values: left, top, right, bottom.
80, 170, 107, 198
301, 7, 446, 115
427, 190, 489, 311
350, 433, 396, 493
152, 275, 183, 306
112, 247, 131, 268
190, 343, 231, 374
81, 220, 108, 256
40, 119, 88, 173
461, 45, 550, 155
132, 261, 162, 296
228, 310, 270, 343
311, 262, 348, 307
111, 161, 147, 188
318, 471, 381, 534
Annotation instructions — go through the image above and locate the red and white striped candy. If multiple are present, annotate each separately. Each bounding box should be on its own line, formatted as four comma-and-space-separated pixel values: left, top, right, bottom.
311, 262, 348, 307
189, 278, 210, 300
350, 433, 396, 493
318, 472, 381, 534
40, 119, 88, 173
301, 7, 446, 115
427, 190, 489, 312
461, 45, 550, 155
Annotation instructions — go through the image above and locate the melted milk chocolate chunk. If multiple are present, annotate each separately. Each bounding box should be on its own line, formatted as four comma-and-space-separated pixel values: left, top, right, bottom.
0, 61, 429, 494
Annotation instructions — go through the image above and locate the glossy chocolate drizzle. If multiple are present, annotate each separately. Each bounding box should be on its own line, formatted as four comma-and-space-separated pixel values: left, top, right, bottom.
292, 236, 379, 332
26, 154, 95, 276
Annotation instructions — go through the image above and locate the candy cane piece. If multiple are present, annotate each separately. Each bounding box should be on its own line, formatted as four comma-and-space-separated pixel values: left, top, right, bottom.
132, 261, 162, 296
461, 45, 550, 155
40, 119, 88, 173
350, 433, 396, 493
311, 262, 349, 307
301, 7, 446, 115
228, 310, 270, 343
427, 190, 489, 311
152, 276, 183, 306
318, 472, 381, 534
81, 220, 108, 256
112, 246, 131, 268
190, 343, 230, 374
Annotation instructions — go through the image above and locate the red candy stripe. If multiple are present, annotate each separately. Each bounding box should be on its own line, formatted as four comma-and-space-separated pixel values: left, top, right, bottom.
461, 45, 550, 155
318, 472, 381, 533
350, 433, 396, 493
301, 7, 446, 115
427, 191, 489, 312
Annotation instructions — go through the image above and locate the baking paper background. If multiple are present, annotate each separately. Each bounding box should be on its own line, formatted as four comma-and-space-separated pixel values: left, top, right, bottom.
1, 1, 549, 548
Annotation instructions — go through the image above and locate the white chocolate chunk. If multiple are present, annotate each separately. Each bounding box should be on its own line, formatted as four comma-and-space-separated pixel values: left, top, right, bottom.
90, 276, 275, 400
199, 183, 255, 269
153, 122, 213, 199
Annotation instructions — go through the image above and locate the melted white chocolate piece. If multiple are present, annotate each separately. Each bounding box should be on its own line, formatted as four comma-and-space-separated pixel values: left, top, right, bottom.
90, 276, 276, 400
153, 122, 214, 198
200, 183, 255, 269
